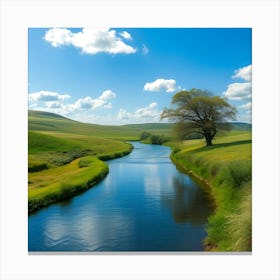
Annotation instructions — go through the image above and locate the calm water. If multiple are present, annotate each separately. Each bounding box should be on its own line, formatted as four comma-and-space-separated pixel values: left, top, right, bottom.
28, 142, 213, 252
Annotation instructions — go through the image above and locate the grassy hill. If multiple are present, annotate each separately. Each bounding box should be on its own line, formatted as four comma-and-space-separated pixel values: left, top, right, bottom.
170, 132, 252, 251
28, 109, 252, 250
29, 110, 172, 140
28, 110, 173, 212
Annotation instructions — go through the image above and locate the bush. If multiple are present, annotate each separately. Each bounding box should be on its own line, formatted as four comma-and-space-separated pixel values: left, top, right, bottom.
150, 134, 170, 145
28, 162, 48, 172
140, 131, 151, 140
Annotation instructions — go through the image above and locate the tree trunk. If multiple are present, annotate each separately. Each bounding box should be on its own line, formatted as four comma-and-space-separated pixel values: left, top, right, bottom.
205, 133, 213, 146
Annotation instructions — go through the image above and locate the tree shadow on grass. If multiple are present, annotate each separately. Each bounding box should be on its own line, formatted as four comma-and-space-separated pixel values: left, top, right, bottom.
193, 140, 252, 153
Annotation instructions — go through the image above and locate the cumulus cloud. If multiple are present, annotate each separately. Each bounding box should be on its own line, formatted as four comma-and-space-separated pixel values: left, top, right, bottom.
44, 28, 136, 55
223, 64, 252, 123
238, 102, 252, 110
135, 102, 158, 118
232, 65, 252, 82
29, 90, 70, 102
117, 102, 160, 123
44, 28, 72, 47
67, 90, 116, 111
223, 82, 251, 101
223, 64, 252, 101
29, 90, 116, 116
144, 79, 177, 93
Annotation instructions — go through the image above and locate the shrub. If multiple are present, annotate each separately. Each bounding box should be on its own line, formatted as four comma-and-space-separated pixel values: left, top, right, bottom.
150, 134, 170, 145
140, 131, 151, 140
28, 162, 48, 172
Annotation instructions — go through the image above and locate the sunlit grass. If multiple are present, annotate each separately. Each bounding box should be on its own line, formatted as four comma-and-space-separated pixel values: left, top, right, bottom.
29, 130, 133, 169
170, 132, 252, 251
28, 156, 109, 212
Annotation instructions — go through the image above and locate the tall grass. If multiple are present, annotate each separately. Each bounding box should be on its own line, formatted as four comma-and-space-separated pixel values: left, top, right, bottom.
28, 157, 109, 213
170, 133, 252, 251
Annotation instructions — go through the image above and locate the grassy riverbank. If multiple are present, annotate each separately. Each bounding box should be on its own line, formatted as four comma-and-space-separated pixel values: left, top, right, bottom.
29, 157, 109, 213
170, 132, 252, 251
28, 110, 172, 212
28, 111, 136, 213
28, 132, 133, 213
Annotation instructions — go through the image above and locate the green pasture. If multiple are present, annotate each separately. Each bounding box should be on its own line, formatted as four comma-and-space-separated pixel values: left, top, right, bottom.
170, 132, 252, 251
28, 156, 108, 213
29, 110, 172, 140
28, 109, 252, 251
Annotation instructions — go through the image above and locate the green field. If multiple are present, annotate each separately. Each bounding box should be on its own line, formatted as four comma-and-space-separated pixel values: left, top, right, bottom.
29, 110, 173, 140
28, 110, 172, 212
29, 156, 109, 212
28, 110, 252, 251
170, 132, 252, 251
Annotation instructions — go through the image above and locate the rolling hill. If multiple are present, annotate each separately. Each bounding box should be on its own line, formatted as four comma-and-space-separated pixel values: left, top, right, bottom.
28, 110, 173, 140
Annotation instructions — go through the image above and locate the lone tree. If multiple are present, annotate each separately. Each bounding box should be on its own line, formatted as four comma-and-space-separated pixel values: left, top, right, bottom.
161, 89, 237, 146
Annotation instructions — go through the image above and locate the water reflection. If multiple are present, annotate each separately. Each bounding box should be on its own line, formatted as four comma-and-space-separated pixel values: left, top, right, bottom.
29, 142, 214, 251
162, 176, 213, 226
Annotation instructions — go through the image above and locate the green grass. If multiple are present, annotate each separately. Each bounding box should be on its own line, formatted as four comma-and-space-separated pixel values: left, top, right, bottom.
28, 156, 109, 213
29, 110, 172, 140
28, 110, 137, 212
170, 132, 252, 251
28, 130, 133, 169
29, 108, 252, 248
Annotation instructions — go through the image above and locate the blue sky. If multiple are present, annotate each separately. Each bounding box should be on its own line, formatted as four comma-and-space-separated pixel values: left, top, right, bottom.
28, 28, 252, 124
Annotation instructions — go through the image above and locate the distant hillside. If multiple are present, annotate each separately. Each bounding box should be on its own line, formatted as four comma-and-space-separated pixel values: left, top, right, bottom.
29, 110, 251, 140
231, 122, 252, 131
29, 110, 70, 120
28, 110, 172, 140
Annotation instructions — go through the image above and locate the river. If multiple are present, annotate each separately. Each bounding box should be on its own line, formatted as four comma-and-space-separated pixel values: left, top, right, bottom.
28, 142, 213, 252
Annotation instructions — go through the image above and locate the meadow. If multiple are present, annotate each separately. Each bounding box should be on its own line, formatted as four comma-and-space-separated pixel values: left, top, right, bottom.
28, 110, 171, 212
170, 131, 252, 251
28, 110, 252, 252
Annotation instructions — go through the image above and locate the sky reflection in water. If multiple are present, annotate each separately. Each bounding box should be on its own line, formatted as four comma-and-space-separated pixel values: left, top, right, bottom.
29, 142, 213, 252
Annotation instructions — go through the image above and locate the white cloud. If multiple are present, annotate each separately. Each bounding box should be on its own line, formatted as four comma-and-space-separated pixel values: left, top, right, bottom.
120, 31, 132, 40
238, 102, 252, 111
117, 102, 160, 123
65, 90, 116, 112
232, 64, 252, 82
117, 108, 132, 121
98, 89, 116, 101
223, 82, 251, 101
142, 44, 149, 55
223, 64, 252, 123
44, 28, 136, 55
29, 91, 70, 102
46, 101, 64, 109
144, 79, 177, 93
237, 111, 252, 123
135, 102, 158, 118
44, 28, 72, 47
29, 90, 116, 116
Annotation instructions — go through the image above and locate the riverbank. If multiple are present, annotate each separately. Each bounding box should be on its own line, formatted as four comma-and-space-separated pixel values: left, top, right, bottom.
28, 157, 108, 213
169, 133, 252, 251
29, 141, 212, 251
28, 143, 133, 213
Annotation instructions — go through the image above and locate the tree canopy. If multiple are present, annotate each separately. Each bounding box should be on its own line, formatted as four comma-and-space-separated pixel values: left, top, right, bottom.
161, 89, 237, 146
